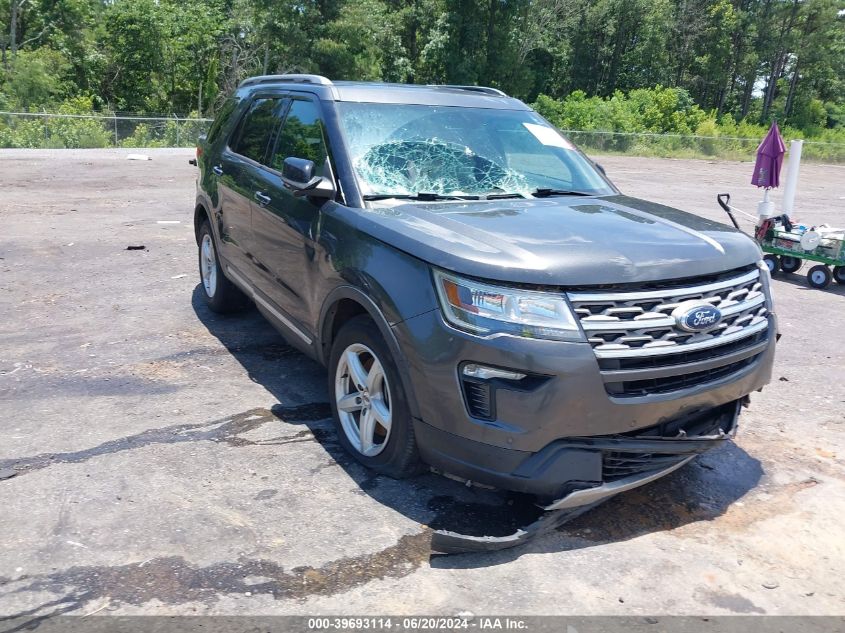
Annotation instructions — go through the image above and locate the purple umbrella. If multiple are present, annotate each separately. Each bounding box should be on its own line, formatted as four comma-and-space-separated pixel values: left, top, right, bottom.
751, 121, 786, 188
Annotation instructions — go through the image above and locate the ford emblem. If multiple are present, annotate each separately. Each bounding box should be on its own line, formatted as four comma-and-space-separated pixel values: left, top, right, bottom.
672, 302, 723, 333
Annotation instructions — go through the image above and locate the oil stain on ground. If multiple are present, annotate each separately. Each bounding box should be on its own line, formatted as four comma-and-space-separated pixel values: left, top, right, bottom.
0, 404, 332, 478
1, 532, 433, 625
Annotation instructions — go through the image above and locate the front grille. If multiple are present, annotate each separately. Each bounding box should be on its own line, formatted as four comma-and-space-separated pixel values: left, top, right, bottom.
603, 451, 688, 481
568, 268, 771, 397
598, 328, 768, 372
605, 356, 757, 397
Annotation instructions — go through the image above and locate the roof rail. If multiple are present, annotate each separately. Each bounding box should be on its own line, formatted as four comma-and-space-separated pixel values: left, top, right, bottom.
239, 74, 334, 89
435, 85, 508, 97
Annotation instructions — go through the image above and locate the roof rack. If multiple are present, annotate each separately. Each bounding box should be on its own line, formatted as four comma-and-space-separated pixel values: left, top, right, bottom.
237, 76, 509, 98
435, 85, 508, 97
239, 74, 333, 89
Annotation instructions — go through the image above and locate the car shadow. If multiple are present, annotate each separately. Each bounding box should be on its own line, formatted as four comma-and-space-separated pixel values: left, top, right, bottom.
191, 286, 764, 563
770, 270, 845, 294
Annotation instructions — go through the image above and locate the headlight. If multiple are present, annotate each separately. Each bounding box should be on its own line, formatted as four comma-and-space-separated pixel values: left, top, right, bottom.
756, 259, 775, 309
433, 269, 584, 341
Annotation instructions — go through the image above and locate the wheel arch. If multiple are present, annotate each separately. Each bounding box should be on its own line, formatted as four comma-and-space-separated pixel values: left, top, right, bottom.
318, 286, 421, 420
194, 203, 211, 245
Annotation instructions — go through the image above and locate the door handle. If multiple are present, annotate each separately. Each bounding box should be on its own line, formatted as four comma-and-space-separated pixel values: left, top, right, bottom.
254, 191, 272, 206
212, 165, 223, 176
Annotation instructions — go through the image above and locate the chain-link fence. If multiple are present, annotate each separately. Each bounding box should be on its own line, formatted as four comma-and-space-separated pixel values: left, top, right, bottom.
561, 129, 845, 164
0, 112, 213, 149
2, 112, 844, 163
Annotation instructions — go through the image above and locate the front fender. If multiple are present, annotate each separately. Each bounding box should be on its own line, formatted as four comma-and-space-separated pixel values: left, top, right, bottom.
317, 285, 432, 421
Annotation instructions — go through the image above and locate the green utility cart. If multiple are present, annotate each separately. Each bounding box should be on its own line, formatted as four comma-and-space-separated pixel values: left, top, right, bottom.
718, 193, 845, 289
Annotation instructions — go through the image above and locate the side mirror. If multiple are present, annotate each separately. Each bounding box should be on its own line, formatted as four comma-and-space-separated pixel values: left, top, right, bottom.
281, 157, 335, 199
595, 162, 607, 176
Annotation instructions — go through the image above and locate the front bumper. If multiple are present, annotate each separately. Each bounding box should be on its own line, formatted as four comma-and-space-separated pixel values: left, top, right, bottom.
427, 401, 740, 554
430, 455, 694, 554
415, 398, 740, 499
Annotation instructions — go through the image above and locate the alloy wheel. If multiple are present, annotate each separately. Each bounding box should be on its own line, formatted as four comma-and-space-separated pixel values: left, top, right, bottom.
334, 343, 393, 457
201, 233, 217, 298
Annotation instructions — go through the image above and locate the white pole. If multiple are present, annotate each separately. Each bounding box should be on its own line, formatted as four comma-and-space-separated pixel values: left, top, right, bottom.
782, 139, 803, 216
757, 188, 774, 222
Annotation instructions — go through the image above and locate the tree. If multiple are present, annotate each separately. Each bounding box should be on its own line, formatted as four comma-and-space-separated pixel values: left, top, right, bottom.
2, 46, 70, 108
0, 0, 841, 137
314, 0, 410, 81
101, 0, 166, 112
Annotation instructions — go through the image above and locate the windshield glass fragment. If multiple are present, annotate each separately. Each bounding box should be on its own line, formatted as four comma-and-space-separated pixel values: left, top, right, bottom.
336, 103, 614, 199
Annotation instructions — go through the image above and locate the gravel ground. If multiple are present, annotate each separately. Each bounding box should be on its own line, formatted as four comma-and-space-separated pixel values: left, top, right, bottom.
0, 149, 843, 620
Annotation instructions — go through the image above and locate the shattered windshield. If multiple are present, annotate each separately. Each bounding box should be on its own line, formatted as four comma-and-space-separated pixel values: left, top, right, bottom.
335, 103, 614, 199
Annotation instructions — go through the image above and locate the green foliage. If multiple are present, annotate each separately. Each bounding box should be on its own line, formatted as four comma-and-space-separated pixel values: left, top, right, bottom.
0, 113, 111, 149
2, 48, 72, 110
0, 0, 842, 155
533, 88, 845, 162
314, 0, 411, 81
534, 87, 708, 135
101, 0, 167, 112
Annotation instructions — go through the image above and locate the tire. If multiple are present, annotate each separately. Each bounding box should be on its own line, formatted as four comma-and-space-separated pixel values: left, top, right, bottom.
328, 315, 423, 478
763, 254, 779, 275
833, 266, 845, 285
779, 256, 803, 274
197, 220, 249, 313
806, 264, 832, 289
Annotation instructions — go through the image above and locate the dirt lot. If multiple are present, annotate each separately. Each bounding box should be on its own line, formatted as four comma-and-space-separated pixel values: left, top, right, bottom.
1, 149, 844, 619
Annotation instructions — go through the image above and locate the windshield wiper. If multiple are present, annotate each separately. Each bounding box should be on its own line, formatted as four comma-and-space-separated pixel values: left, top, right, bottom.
363, 192, 480, 202
363, 194, 416, 201
531, 188, 593, 198
483, 192, 526, 200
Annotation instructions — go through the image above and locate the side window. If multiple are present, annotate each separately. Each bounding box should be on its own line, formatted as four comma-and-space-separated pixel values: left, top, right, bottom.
269, 99, 328, 173
231, 98, 283, 163
206, 97, 238, 145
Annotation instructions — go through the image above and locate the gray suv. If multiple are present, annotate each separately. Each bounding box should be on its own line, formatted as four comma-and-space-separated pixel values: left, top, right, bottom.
193, 74, 776, 515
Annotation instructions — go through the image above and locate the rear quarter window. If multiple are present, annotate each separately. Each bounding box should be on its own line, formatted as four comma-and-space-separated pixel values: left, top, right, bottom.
206, 98, 238, 145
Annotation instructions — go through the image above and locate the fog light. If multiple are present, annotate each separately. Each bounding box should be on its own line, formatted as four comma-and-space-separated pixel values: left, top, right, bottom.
462, 364, 526, 381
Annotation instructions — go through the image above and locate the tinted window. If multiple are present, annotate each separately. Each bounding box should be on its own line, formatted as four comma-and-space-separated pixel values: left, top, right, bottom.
269, 99, 328, 173
206, 97, 238, 145
232, 98, 283, 163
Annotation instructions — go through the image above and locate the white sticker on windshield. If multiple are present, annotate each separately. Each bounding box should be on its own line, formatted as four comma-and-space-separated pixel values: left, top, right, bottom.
523, 123, 574, 150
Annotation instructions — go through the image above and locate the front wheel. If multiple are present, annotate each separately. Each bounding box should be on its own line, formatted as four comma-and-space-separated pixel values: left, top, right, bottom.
833, 266, 845, 285
328, 315, 422, 478
807, 265, 832, 289
780, 256, 803, 274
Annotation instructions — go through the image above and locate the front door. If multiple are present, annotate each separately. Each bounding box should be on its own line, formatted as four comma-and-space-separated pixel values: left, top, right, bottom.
250, 97, 332, 330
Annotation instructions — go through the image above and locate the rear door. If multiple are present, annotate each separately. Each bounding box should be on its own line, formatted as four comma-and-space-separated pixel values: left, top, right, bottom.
215, 96, 286, 271
250, 96, 333, 330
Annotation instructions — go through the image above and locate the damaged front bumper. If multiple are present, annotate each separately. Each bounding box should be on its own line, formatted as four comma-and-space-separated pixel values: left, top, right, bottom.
430, 401, 739, 554
542, 453, 696, 512
430, 452, 700, 554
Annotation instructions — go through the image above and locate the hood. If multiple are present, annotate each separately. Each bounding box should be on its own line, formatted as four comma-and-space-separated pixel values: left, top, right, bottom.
347, 194, 762, 286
